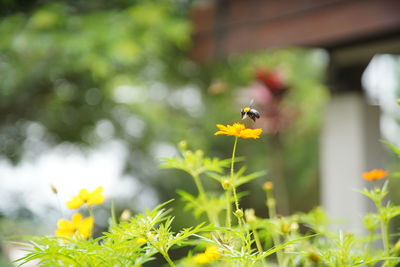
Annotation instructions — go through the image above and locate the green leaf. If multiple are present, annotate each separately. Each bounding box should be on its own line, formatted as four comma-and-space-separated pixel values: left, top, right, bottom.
381, 140, 400, 157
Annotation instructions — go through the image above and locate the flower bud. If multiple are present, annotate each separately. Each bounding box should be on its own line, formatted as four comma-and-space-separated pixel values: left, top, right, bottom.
235, 209, 243, 218
222, 180, 232, 190
263, 181, 273, 191
267, 198, 276, 207
290, 222, 299, 231
245, 209, 256, 223
280, 220, 290, 233
308, 251, 321, 263
50, 184, 58, 194
120, 209, 132, 222
397, 99, 400, 105
178, 140, 188, 150
395, 239, 400, 254
363, 214, 379, 232
374, 187, 381, 194
195, 150, 204, 158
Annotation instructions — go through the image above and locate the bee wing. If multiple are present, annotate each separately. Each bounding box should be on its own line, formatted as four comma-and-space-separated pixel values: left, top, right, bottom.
249, 99, 254, 106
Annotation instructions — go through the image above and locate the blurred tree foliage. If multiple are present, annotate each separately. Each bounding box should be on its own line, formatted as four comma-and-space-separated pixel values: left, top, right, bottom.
0, 0, 328, 219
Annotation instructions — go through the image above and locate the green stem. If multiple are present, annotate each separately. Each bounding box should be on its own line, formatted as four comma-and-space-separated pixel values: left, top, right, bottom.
161, 252, 175, 267
230, 137, 240, 212
366, 230, 374, 267
374, 198, 391, 257
192, 172, 206, 197
225, 190, 232, 228
56, 195, 64, 217
87, 205, 94, 219
110, 199, 117, 225
251, 225, 267, 265
381, 219, 390, 257
192, 172, 217, 225
266, 189, 283, 266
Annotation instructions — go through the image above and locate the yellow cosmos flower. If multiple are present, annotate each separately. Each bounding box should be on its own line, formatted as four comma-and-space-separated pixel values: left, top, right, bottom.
55, 213, 94, 239
194, 245, 221, 264
214, 123, 262, 139
362, 169, 388, 181
66, 186, 105, 209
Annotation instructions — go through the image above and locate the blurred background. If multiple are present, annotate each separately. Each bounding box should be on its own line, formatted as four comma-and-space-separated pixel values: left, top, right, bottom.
1, 0, 400, 265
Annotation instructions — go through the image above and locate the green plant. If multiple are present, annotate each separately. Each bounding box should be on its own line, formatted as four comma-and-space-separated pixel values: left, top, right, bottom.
11, 123, 400, 266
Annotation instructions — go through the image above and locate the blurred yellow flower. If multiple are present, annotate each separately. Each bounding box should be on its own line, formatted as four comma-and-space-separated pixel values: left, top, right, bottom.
362, 169, 388, 181
66, 186, 105, 209
193, 253, 209, 264
136, 237, 147, 245
214, 123, 262, 139
55, 213, 94, 239
194, 245, 221, 264
204, 245, 221, 260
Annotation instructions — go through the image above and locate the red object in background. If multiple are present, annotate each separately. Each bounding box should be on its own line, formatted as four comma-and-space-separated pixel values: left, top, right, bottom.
255, 68, 287, 96
249, 68, 293, 134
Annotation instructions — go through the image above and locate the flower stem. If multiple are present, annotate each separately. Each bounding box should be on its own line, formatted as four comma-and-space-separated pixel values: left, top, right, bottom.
251, 225, 263, 253
251, 225, 267, 265
373, 197, 391, 257
87, 205, 94, 219
161, 252, 175, 267
381, 219, 390, 256
225, 190, 232, 228
192, 172, 206, 197
56, 195, 64, 217
192, 172, 217, 225
230, 137, 240, 212
265, 186, 283, 266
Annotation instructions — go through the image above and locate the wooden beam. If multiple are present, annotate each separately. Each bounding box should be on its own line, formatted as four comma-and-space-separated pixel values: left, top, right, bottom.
191, 0, 400, 60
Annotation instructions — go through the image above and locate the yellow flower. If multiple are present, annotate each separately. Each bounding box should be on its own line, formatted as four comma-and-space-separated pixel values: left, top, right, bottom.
66, 186, 105, 209
55, 213, 94, 239
362, 169, 388, 181
204, 245, 221, 260
194, 245, 221, 264
194, 253, 210, 264
214, 123, 262, 139
136, 237, 147, 245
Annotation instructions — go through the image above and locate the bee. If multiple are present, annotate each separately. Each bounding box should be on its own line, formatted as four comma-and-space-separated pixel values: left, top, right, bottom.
241, 100, 260, 122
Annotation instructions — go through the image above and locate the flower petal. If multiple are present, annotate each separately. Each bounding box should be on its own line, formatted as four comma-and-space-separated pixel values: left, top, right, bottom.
66, 196, 84, 209
214, 123, 262, 139
216, 124, 228, 131
56, 219, 74, 231
362, 169, 388, 181
55, 229, 74, 238
78, 189, 90, 202
77, 216, 94, 238
205, 245, 221, 259
194, 253, 211, 264
136, 237, 147, 245
71, 213, 83, 225
87, 186, 105, 206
